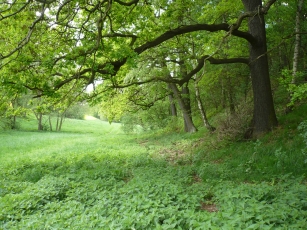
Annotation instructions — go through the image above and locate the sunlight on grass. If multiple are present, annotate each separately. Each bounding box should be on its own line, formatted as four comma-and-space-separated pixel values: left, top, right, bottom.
84, 115, 99, 120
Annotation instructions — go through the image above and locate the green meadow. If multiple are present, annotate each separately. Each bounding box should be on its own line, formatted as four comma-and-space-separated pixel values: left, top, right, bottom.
1, 111, 307, 229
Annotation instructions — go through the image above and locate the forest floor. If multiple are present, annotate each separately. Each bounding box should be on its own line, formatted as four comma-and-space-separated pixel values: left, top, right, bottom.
1, 107, 307, 229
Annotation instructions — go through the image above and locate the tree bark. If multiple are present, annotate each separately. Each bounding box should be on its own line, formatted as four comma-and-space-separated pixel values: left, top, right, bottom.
58, 114, 64, 131
242, 0, 278, 138
168, 94, 177, 116
168, 84, 177, 116
292, 0, 304, 84
181, 83, 193, 132
168, 83, 197, 133
38, 113, 43, 131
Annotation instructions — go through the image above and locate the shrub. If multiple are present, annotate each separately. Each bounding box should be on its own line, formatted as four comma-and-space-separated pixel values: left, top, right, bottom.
215, 103, 253, 141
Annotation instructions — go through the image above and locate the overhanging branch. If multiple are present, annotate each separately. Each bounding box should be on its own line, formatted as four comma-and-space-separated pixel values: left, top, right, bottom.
111, 55, 249, 88
134, 24, 255, 55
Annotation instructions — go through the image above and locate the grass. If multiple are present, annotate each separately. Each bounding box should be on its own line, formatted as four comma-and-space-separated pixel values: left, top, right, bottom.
1, 107, 307, 229
0, 117, 124, 166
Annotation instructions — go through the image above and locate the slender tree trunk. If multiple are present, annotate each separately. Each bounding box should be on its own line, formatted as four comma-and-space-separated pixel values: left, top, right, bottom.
221, 76, 226, 109
10, 98, 17, 129
58, 114, 64, 131
56, 113, 60, 131
242, 0, 278, 138
286, 0, 304, 112
226, 73, 236, 114
10, 115, 17, 129
168, 84, 177, 116
169, 83, 197, 133
194, 67, 215, 132
292, 0, 304, 85
58, 115, 64, 132
38, 113, 43, 131
49, 115, 53, 131
195, 80, 215, 132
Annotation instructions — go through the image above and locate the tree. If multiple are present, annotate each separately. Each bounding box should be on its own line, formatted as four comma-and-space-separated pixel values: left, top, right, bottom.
0, 0, 280, 137
292, 0, 305, 84
241, 0, 278, 137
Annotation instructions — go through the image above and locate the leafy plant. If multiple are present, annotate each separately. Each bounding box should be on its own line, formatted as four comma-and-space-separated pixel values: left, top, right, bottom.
1, 111, 307, 228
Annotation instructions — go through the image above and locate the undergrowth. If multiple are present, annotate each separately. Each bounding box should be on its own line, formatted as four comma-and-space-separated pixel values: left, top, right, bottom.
1, 106, 307, 229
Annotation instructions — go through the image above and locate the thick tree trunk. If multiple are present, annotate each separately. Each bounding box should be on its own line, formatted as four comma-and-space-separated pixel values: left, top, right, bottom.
242, 0, 278, 138
169, 83, 197, 133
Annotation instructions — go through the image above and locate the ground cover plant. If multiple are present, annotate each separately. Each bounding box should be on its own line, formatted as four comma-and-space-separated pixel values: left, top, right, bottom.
1, 110, 307, 229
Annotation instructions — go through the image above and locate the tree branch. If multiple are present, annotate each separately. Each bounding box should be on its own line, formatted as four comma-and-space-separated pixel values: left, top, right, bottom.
230, 0, 277, 32
134, 24, 255, 55
0, 4, 47, 61
111, 55, 249, 89
0, 0, 30, 21
113, 0, 139, 6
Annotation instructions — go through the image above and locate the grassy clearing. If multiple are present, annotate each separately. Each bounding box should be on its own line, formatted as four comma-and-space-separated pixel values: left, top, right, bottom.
0, 118, 123, 166
1, 109, 307, 229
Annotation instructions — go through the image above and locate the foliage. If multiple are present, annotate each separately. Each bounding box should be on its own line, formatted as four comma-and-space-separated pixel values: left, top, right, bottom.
1, 108, 307, 228
65, 102, 93, 120
1, 0, 307, 226
280, 69, 307, 106
120, 96, 175, 133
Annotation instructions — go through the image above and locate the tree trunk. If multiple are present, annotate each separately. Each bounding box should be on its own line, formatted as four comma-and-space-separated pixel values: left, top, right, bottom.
10, 115, 17, 129
242, 0, 278, 138
226, 72, 236, 114
38, 113, 43, 131
169, 83, 197, 133
56, 114, 60, 131
194, 68, 216, 132
181, 83, 197, 132
195, 80, 215, 132
58, 114, 64, 131
49, 115, 53, 131
168, 84, 177, 116
10, 101, 17, 129
292, 0, 304, 84
286, 0, 304, 112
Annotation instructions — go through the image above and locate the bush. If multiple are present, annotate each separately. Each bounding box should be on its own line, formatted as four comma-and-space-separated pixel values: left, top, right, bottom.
65, 103, 91, 120
215, 103, 253, 141
0, 117, 20, 130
